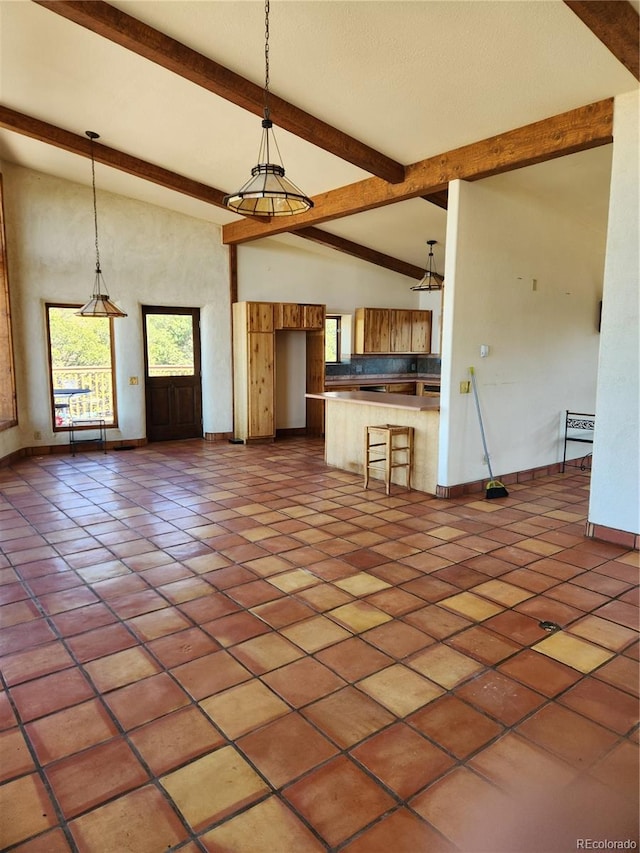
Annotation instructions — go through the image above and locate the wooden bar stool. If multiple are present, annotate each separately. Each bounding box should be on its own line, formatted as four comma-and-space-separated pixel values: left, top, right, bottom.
364, 424, 414, 495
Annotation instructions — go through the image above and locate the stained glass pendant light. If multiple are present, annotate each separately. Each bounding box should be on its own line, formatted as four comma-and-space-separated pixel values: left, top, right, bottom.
76, 131, 127, 318
410, 240, 444, 291
223, 0, 313, 217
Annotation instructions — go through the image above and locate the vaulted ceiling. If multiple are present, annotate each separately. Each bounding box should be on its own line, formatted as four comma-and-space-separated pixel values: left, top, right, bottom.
0, 0, 637, 281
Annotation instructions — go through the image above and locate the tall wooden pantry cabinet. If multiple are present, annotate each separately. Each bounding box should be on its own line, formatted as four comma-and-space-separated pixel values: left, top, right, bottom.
232, 301, 326, 442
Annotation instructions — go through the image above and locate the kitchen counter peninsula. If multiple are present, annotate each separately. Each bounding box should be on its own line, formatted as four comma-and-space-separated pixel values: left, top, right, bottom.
306, 390, 440, 494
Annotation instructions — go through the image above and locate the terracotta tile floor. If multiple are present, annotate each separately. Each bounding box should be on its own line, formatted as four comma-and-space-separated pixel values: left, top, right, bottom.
0, 438, 638, 852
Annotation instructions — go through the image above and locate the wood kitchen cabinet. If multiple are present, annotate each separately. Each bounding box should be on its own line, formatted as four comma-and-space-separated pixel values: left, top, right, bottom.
275, 303, 301, 329
233, 301, 325, 442
416, 380, 440, 396
245, 300, 274, 333
354, 307, 432, 354
354, 308, 390, 353
410, 310, 432, 353
233, 301, 275, 441
302, 304, 325, 330
275, 303, 325, 330
390, 310, 412, 353
386, 382, 416, 394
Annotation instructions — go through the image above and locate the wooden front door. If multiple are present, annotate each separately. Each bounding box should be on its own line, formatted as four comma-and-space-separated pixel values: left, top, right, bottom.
142, 306, 202, 442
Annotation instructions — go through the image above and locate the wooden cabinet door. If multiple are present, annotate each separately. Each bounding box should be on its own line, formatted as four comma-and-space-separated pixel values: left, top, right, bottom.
368, 309, 390, 352
303, 304, 325, 330
411, 310, 432, 353
355, 308, 390, 353
247, 302, 274, 332
247, 332, 275, 438
275, 303, 302, 329
390, 310, 412, 352
387, 382, 415, 394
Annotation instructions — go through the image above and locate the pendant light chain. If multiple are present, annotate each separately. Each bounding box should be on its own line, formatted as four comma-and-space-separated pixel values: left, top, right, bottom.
76, 129, 127, 317
263, 0, 272, 163
90, 136, 101, 274
222, 0, 313, 216
264, 0, 270, 118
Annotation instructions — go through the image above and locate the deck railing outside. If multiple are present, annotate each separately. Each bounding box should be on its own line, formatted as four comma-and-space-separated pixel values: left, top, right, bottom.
52, 367, 114, 426
52, 366, 193, 426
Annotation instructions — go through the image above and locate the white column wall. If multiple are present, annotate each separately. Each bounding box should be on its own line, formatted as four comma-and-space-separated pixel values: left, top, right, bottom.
589, 91, 639, 536
439, 174, 606, 488
1, 164, 231, 455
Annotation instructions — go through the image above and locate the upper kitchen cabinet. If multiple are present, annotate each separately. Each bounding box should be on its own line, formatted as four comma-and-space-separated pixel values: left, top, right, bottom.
302, 304, 325, 330
275, 303, 325, 330
354, 308, 390, 353
275, 302, 301, 329
410, 310, 432, 353
390, 310, 412, 353
354, 307, 431, 354
247, 301, 274, 333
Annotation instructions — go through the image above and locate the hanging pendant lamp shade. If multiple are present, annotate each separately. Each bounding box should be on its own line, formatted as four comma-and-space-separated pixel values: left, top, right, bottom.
224, 1, 313, 217
224, 119, 314, 216
76, 131, 127, 318
411, 240, 444, 291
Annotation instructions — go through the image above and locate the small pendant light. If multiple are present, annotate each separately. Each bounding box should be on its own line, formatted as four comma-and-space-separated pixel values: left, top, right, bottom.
224, 0, 313, 217
411, 240, 444, 291
76, 131, 127, 318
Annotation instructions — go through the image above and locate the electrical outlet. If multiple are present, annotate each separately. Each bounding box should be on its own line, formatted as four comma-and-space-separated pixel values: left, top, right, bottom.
129, 376, 139, 385
459, 381, 471, 394
34, 430, 41, 440
355, 364, 363, 374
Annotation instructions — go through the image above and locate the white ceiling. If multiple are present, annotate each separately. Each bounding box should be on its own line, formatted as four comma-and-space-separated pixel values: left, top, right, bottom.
0, 0, 636, 270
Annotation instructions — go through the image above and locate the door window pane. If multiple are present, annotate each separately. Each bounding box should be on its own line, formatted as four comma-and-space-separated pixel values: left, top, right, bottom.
47, 305, 117, 429
145, 314, 195, 376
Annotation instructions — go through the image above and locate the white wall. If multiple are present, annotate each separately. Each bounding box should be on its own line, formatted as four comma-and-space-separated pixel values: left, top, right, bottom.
440, 175, 606, 488
237, 235, 420, 317
1, 164, 231, 456
275, 331, 307, 428
589, 91, 639, 535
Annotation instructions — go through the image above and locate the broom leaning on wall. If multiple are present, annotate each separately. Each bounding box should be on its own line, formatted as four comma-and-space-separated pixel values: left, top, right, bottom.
469, 366, 509, 499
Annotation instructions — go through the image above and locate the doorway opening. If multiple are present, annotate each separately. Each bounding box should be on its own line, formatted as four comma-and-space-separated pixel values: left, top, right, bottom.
142, 306, 202, 441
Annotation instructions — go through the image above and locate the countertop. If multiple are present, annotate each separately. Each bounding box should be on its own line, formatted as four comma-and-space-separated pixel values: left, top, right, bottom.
324, 373, 440, 386
306, 390, 440, 412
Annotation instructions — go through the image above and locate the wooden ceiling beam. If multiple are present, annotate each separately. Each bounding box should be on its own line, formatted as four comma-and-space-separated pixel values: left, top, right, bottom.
222, 98, 614, 244
564, 1, 639, 80
33, 0, 406, 184
422, 189, 449, 210
0, 106, 420, 279
295, 228, 425, 280
0, 105, 229, 207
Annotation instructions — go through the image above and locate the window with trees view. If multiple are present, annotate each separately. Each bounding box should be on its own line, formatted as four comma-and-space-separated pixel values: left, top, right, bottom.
46, 304, 117, 430
325, 315, 341, 363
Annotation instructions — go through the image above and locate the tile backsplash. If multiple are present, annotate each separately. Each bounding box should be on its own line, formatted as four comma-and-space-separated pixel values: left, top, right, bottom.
326, 355, 441, 377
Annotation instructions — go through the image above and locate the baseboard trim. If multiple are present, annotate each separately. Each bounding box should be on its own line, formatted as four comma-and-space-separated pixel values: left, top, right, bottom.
585, 522, 639, 550
436, 460, 563, 499
204, 432, 233, 442
1, 438, 148, 466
